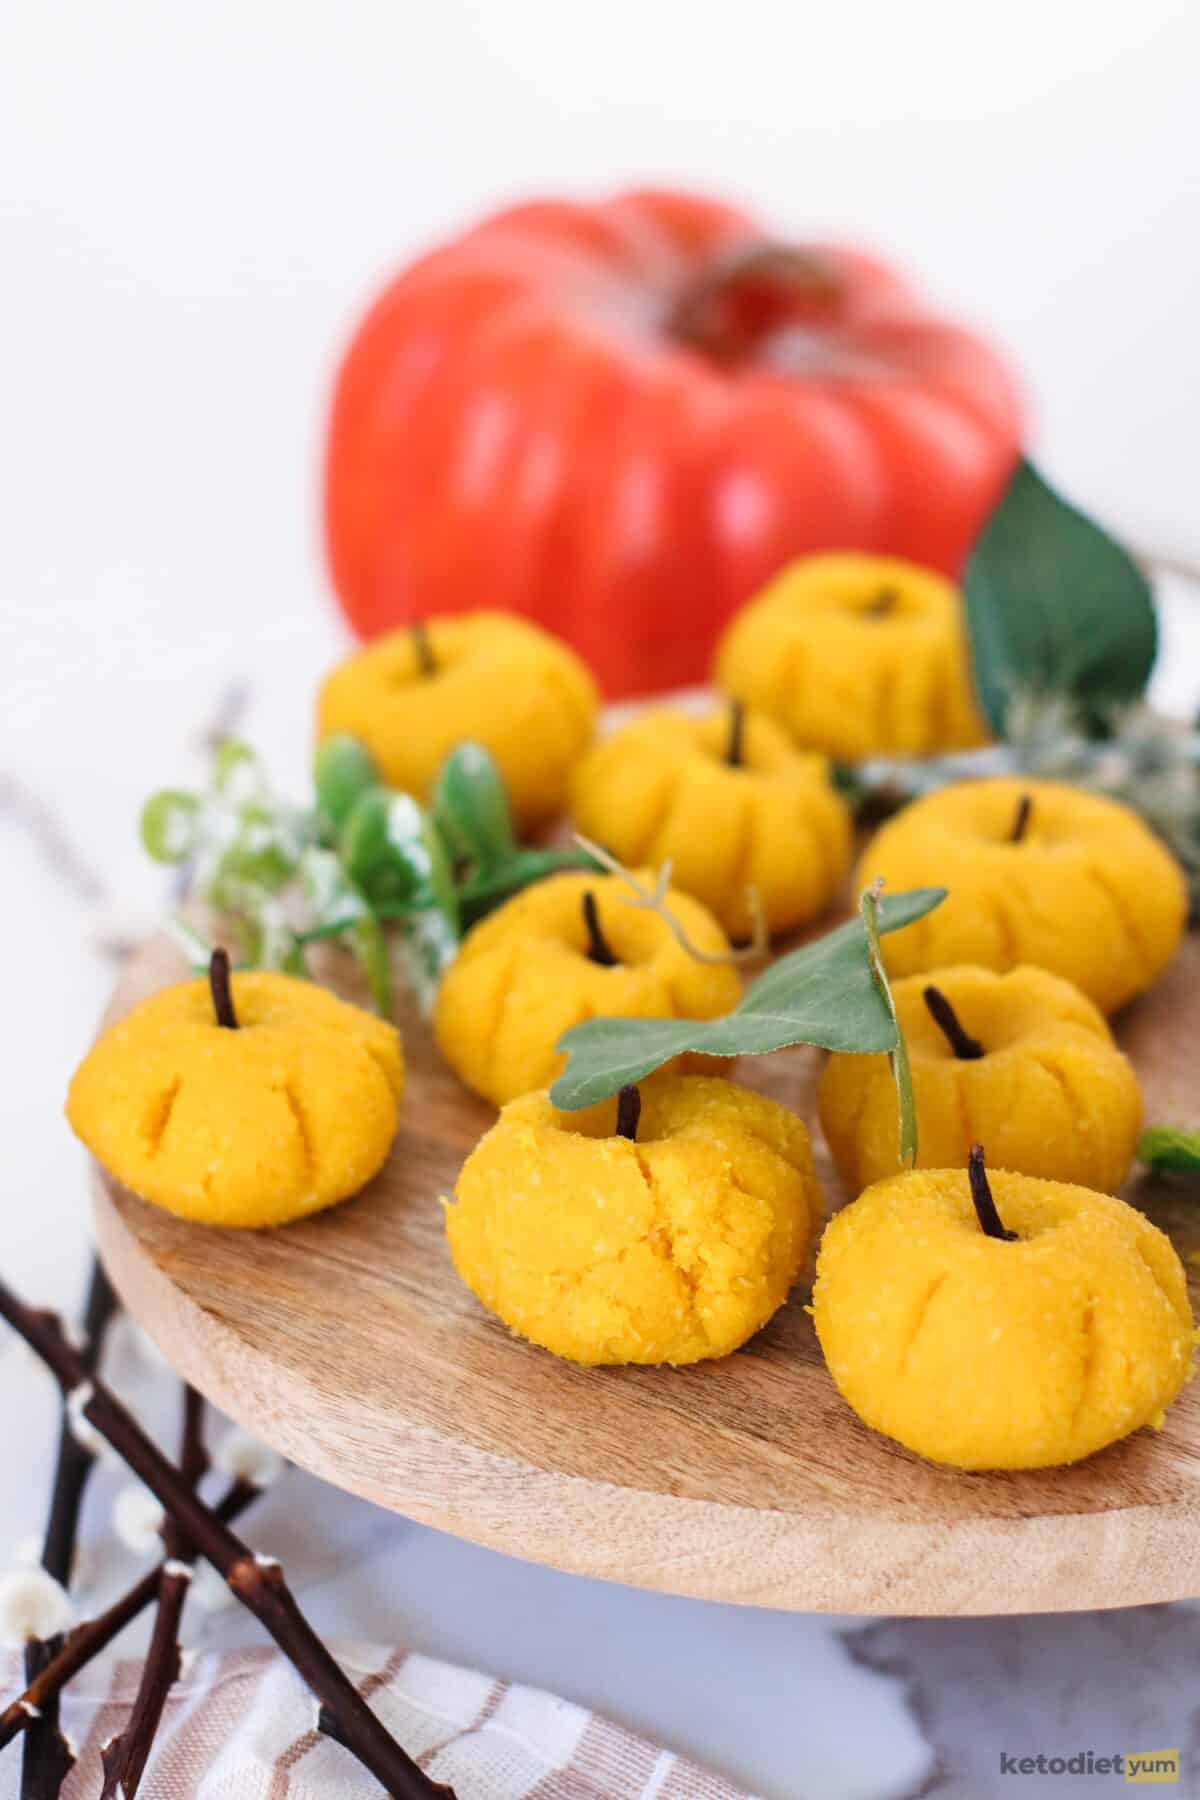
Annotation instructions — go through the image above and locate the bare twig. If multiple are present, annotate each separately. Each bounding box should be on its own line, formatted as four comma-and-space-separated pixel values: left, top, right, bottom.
0, 1279, 454, 1800
0, 1478, 259, 1752
573, 835, 768, 963
99, 1388, 209, 1799
21, 1256, 117, 1799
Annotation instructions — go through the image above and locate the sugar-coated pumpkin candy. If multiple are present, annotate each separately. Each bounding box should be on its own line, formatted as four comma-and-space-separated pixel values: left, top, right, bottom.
446, 1074, 823, 1365
433, 871, 740, 1107
316, 610, 598, 834
857, 776, 1187, 1014
813, 1154, 1194, 1469
714, 553, 987, 759
570, 703, 851, 940
819, 965, 1142, 1197
67, 962, 404, 1229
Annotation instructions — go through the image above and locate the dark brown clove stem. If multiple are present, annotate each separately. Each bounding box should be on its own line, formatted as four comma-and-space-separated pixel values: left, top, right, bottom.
616, 1085, 642, 1142
208, 948, 238, 1029
923, 986, 985, 1060
582, 890, 619, 966
0, 1478, 261, 1753
411, 620, 436, 677
967, 1145, 1017, 1241
99, 1387, 210, 1800
21, 1256, 117, 1800
0, 1279, 455, 1800
863, 586, 897, 618
727, 700, 746, 768
1010, 793, 1033, 843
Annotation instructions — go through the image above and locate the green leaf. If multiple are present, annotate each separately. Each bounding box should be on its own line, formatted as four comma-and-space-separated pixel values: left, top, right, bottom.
458, 845, 603, 929
964, 457, 1156, 736
349, 914, 394, 1017
1138, 1125, 1200, 1178
431, 742, 515, 867
859, 883, 917, 1166
314, 735, 380, 836
549, 886, 945, 1110
140, 789, 199, 864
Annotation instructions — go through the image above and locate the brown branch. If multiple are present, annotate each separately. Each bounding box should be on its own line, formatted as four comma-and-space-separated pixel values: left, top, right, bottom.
99, 1388, 210, 1800
0, 1279, 454, 1800
21, 1256, 117, 1800
0, 1478, 259, 1753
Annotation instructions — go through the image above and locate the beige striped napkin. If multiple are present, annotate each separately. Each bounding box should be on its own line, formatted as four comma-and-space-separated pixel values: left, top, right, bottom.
3, 1643, 757, 1797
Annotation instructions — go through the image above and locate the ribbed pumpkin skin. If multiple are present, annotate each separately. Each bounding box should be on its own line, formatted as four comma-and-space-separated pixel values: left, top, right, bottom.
324, 188, 1022, 697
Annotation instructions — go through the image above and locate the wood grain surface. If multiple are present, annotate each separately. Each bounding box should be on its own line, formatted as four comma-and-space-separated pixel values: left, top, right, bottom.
92, 926, 1200, 1617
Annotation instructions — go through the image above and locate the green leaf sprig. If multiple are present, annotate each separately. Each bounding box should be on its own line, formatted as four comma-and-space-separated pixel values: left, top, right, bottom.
1138, 1126, 1200, 1179
549, 885, 944, 1165
141, 734, 598, 1014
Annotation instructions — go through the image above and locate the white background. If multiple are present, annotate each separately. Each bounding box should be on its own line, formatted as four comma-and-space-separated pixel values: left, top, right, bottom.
1, 6, 1198, 1795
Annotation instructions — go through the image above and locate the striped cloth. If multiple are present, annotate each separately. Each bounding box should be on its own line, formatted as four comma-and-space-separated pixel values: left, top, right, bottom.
2, 1643, 758, 1798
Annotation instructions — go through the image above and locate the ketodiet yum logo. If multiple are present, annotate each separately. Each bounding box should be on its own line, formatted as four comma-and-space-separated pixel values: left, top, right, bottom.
998, 1748, 1179, 1782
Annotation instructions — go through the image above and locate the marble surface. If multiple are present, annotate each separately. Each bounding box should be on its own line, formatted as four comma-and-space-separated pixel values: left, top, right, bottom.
0, 575, 1198, 1800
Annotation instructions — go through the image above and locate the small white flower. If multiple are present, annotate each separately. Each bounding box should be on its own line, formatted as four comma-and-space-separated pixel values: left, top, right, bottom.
66, 1385, 110, 1462
189, 1562, 232, 1613
213, 1429, 283, 1490
0, 1569, 74, 1645
112, 1486, 165, 1556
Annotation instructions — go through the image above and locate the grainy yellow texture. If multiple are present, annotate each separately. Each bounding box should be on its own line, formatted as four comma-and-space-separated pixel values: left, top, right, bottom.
571, 705, 851, 940
433, 870, 742, 1106
714, 553, 987, 758
813, 1167, 1194, 1469
67, 972, 404, 1228
446, 1074, 823, 1365
316, 610, 598, 834
818, 965, 1142, 1196
857, 776, 1187, 1013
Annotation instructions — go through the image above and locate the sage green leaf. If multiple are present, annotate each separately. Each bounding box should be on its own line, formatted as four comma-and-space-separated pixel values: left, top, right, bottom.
350, 914, 393, 1017
431, 742, 515, 867
549, 886, 945, 1110
859, 883, 917, 1166
140, 789, 200, 864
964, 457, 1156, 736
1138, 1125, 1200, 1178
314, 734, 380, 836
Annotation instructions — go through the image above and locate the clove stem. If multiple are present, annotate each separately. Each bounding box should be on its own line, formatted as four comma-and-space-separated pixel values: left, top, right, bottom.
967, 1144, 1017, 1241
411, 620, 436, 677
616, 1085, 642, 1142
208, 948, 238, 1029
582, 890, 619, 966
727, 700, 746, 768
1010, 793, 1033, 843
923, 986, 985, 1060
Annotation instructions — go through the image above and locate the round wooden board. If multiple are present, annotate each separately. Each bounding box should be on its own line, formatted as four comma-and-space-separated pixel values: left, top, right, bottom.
92, 928, 1200, 1617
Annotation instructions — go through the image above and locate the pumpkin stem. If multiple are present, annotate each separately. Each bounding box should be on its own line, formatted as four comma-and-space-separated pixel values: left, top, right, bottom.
411, 620, 436, 677
667, 242, 841, 366
616, 1085, 642, 1141
968, 1144, 1016, 1241
727, 700, 745, 768
863, 587, 897, 618
1010, 793, 1033, 843
923, 985, 984, 1060
582, 891, 619, 966
208, 948, 238, 1029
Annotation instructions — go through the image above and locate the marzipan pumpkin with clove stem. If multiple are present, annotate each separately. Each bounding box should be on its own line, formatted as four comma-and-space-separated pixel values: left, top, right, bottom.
445, 1073, 822, 1364
316, 610, 598, 835
812, 1148, 1195, 1470
714, 552, 988, 758
433, 871, 741, 1106
66, 953, 404, 1228
857, 776, 1188, 1013
818, 964, 1142, 1196
570, 702, 851, 940
324, 189, 1022, 696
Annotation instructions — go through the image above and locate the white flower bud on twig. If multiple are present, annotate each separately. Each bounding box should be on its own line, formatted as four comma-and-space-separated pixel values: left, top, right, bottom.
190, 1562, 233, 1613
213, 1428, 283, 1490
67, 1384, 111, 1462
0, 1569, 75, 1645
112, 1486, 165, 1556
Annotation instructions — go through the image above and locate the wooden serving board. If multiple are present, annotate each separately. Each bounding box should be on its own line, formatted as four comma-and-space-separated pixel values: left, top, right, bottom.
93, 928, 1200, 1618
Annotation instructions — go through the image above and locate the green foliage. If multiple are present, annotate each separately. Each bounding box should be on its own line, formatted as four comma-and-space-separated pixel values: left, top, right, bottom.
549, 886, 945, 1142
964, 457, 1157, 737
1138, 1126, 1200, 1178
